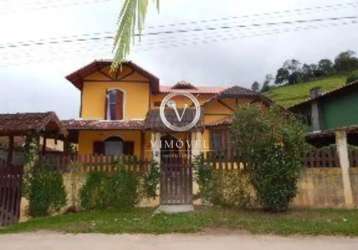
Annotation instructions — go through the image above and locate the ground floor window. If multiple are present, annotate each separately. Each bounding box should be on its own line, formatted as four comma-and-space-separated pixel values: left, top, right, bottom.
210, 128, 230, 153
93, 136, 134, 156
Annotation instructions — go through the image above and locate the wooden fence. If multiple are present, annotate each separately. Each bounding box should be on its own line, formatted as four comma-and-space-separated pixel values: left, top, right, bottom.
304, 146, 340, 168
0, 160, 23, 227
39, 154, 152, 173
37, 145, 358, 172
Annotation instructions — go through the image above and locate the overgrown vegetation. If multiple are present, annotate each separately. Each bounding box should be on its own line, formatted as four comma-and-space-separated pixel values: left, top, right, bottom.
28, 165, 67, 217
230, 105, 306, 212
194, 156, 252, 208
195, 106, 306, 212
80, 161, 160, 210
2, 207, 358, 236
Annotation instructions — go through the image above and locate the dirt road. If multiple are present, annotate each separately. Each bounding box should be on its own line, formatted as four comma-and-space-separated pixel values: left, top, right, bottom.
1, 232, 358, 250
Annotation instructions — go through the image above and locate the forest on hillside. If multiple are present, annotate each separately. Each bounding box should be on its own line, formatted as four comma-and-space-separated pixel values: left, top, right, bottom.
252, 50, 358, 93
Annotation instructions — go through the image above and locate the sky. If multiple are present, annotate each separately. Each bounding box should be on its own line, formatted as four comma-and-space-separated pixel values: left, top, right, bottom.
0, 0, 357, 119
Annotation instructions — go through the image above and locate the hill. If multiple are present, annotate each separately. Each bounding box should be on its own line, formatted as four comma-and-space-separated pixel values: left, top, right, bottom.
264, 75, 348, 108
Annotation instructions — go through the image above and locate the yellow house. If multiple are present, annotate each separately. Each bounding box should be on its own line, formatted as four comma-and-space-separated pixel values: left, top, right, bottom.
63, 60, 272, 160
63, 60, 272, 207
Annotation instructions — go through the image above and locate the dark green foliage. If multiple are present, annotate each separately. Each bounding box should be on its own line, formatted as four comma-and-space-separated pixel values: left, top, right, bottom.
110, 170, 139, 209
230, 105, 306, 212
194, 155, 214, 203
80, 170, 139, 210
29, 166, 67, 217
80, 162, 159, 210
142, 161, 160, 199
79, 172, 111, 210
194, 155, 253, 208
346, 70, 358, 84
335, 50, 358, 73
251, 81, 260, 92
262, 51, 357, 88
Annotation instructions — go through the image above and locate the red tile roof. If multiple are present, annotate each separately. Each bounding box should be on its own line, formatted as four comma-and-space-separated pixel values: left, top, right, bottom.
201, 86, 273, 106
63, 119, 144, 130
0, 112, 67, 136
160, 85, 225, 94
205, 116, 233, 127
144, 108, 203, 132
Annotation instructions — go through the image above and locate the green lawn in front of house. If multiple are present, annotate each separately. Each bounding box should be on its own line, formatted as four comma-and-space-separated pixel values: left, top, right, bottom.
1, 207, 358, 236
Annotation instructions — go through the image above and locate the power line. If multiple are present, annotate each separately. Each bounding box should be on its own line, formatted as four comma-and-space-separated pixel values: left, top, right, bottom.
0, 0, 113, 14
136, 16, 358, 36
1, 15, 357, 50
143, 1, 358, 30
1, 18, 357, 67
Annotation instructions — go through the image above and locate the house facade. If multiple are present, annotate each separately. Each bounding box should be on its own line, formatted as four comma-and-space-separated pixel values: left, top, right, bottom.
63, 60, 272, 162
289, 81, 358, 146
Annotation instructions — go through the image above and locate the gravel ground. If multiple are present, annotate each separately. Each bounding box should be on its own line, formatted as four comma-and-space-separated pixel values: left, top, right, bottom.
1, 232, 358, 250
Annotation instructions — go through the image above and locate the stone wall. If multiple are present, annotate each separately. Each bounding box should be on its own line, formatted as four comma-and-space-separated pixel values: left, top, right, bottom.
292, 168, 358, 208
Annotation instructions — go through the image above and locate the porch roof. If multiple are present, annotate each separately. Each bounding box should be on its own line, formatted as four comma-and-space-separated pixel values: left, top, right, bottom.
144, 108, 204, 132
205, 116, 233, 128
0, 112, 67, 137
62, 119, 145, 130
201, 85, 273, 106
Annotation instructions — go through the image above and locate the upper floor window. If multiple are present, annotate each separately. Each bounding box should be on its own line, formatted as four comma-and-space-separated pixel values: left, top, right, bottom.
106, 89, 124, 120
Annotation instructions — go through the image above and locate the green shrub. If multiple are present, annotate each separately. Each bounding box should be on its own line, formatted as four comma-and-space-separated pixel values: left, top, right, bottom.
142, 161, 160, 199
346, 70, 358, 84
194, 155, 252, 208
79, 172, 111, 210
194, 155, 215, 204
230, 105, 306, 212
80, 168, 142, 210
29, 166, 67, 217
109, 170, 139, 209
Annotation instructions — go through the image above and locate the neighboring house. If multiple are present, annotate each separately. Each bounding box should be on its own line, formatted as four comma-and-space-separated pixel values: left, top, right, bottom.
0, 112, 67, 165
289, 80, 358, 147
63, 60, 272, 160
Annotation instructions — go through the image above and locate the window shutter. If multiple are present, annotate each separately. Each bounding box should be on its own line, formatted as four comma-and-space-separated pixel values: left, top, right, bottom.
123, 141, 134, 155
93, 141, 105, 155
115, 90, 124, 120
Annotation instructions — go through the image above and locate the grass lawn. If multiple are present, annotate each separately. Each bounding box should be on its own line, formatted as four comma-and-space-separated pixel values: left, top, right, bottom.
264, 75, 347, 108
1, 207, 358, 236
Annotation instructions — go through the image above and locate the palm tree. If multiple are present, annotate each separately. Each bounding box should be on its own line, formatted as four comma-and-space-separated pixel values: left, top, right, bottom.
112, 0, 159, 70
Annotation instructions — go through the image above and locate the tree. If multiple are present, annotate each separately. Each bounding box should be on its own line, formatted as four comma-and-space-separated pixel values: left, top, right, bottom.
318, 59, 334, 75
112, 0, 160, 70
261, 74, 273, 92
275, 68, 289, 84
334, 50, 358, 72
230, 105, 306, 212
251, 81, 260, 92
301, 64, 314, 82
288, 71, 302, 84
283, 59, 301, 74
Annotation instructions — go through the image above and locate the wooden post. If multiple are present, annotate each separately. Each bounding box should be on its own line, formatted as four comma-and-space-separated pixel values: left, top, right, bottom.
191, 131, 202, 161
151, 132, 161, 164
42, 136, 47, 155
335, 130, 354, 208
7, 135, 14, 165
140, 131, 145, 161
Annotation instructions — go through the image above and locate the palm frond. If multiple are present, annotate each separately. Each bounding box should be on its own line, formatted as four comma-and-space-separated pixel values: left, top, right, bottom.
112, 0, 159, 71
